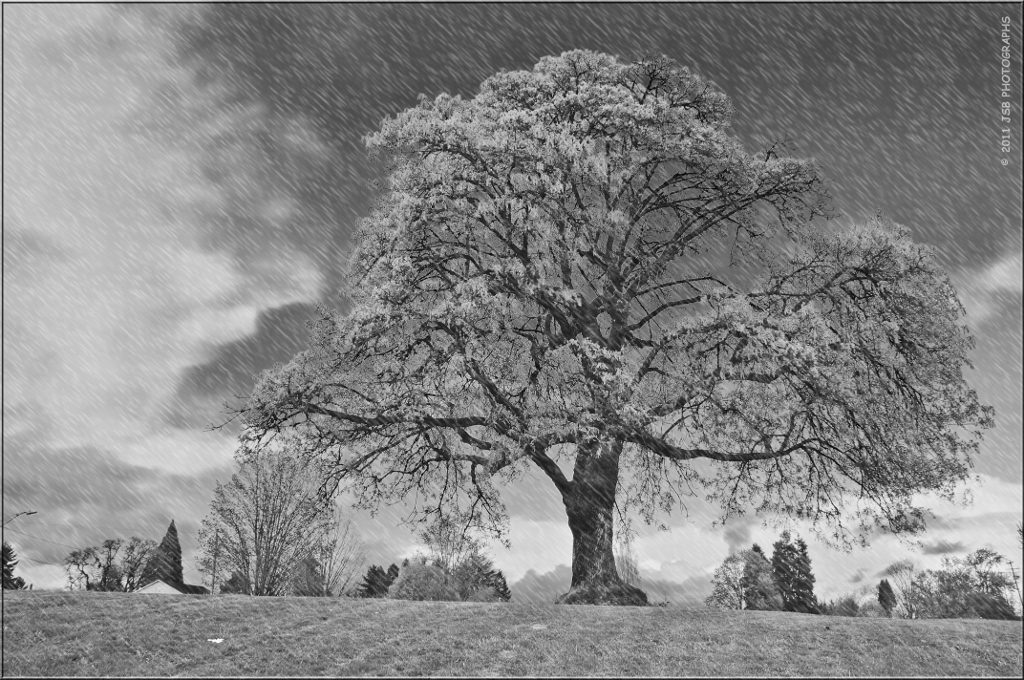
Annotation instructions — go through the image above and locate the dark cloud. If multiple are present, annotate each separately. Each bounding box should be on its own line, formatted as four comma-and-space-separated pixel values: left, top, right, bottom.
3, 433, 231, 570
2, 219, 70, 270
849, 568, 868, 584
920, 539, 966, 555
722, 517, 756, 556
166, 302, 319, 429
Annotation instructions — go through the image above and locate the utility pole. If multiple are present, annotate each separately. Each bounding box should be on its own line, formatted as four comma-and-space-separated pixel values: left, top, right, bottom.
211, 530, 220, 595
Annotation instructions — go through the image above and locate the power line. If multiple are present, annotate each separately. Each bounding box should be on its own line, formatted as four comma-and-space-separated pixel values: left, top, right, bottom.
10, 519, 206, 546
3, 527, 82, 551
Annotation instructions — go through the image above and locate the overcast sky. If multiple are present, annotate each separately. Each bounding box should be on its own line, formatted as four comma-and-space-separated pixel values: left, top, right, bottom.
3, 4, 1021, 603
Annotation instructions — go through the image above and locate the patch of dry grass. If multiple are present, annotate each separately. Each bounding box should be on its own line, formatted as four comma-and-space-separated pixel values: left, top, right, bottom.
2, 590, 1021, 676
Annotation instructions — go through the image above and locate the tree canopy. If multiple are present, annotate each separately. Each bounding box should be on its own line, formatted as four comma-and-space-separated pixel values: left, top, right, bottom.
237, 49, 993, 604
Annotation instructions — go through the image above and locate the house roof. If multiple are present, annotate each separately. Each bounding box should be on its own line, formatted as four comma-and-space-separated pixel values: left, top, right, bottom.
137, 578, 210, 595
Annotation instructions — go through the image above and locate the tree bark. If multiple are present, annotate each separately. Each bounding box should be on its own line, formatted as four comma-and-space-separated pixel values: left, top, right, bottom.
555, 438, 648, 606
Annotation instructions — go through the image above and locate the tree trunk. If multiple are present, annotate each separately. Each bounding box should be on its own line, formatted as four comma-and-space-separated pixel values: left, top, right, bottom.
555, 439, 648, 606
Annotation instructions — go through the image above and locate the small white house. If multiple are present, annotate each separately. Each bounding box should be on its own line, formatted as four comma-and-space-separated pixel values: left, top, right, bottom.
137, 579, 186, 594
137, 578, 214, 595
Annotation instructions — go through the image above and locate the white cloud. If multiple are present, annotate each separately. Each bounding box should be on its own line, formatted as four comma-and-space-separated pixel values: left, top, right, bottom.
955, 251, 1023, 323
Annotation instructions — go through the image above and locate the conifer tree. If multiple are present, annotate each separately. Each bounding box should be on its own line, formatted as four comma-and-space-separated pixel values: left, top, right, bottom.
772, 532, 818, 613
141, 520, 184, 587
359, 564, 393, 598
877, 578, 897, 617
450, 550, 513, 602
3, 542, 27, 590
489, 568, 512, 602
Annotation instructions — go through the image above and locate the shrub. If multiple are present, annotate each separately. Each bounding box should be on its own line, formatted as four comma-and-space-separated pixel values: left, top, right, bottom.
821, 595, 860, 617
387, 562, 459, 601
856, 601, 887, 618
465, 586, 500, 602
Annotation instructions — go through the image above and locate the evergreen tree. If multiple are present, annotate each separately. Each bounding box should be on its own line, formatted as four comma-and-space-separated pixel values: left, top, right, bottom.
877, 579, 897, 617
359, 564, 392, 598
3, 542, 27, 590
742, 544, 782, 610
772, 532, 818, 613
793, 537, 818, 613
141, 520, 184, 587
386, 563, 400, 588
450, 551, 512, 602
488, 567, 512, 602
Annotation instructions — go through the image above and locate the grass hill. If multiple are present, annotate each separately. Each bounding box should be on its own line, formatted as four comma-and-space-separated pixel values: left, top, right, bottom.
2, 590, 1021, 676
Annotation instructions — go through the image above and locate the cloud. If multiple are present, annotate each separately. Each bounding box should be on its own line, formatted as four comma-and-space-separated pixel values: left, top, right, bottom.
849, 568, 867, 584
920, 539, 966, 555
954, 251, 1023, 324
166, 302, 320, 430
722, 517, 756, 555
3, 433, 232, 588
509, 564, 571, 604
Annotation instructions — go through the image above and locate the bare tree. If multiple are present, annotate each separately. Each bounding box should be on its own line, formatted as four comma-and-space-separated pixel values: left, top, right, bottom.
315, 506, 367, 596
237, 50, 993, 605
120, 536, 158, 592
197, 434, 334, 596
882, 559, 926, 619
93, 539, 123, 591
63, 547, 98, 591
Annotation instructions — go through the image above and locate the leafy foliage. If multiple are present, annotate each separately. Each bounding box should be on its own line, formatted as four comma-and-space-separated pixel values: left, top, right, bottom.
705, 554, 745, 610
707, 545, 783, 611
915, 551, 1018, 620
219, 571, 249, 595
820, 595, 860, 617
450, 550, 512, 602
290, 556, 327, 597
358, 564, 398, 598
882, 550, 1019, 620
741, 544, 782, 611
237, 49, 993, 600
387, 561, 459, 601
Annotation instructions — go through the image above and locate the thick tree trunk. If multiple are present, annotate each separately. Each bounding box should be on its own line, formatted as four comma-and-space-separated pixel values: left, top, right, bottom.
555, 439, 648, 606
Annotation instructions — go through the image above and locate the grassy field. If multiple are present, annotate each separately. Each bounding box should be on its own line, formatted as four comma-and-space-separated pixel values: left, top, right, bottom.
2, 590, 1021, 677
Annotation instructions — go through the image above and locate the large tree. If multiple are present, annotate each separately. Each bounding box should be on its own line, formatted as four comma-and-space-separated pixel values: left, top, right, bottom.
238, 50, 993, 605
141, 521, 185, 588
